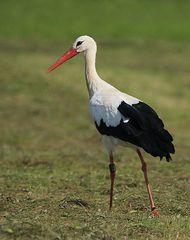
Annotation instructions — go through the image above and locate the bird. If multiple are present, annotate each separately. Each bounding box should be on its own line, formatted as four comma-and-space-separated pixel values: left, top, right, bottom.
48, 35, 175, 216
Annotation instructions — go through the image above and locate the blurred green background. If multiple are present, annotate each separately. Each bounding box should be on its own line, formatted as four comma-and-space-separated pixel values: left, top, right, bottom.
0, 1, 190, 239
1, 0, 190, 43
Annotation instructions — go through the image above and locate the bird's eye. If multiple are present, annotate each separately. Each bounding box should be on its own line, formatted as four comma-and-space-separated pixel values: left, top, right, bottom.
76, 41, 83, 47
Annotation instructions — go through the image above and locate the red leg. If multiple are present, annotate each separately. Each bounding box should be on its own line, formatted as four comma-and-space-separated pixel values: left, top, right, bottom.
137, 149, 159, 216
109, 151, 116, 210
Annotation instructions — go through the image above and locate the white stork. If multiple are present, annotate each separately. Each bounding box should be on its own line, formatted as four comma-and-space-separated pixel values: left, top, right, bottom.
48, 35, 175, 216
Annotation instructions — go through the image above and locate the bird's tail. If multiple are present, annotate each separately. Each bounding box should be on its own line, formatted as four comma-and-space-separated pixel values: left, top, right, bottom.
140, 128, 175, 162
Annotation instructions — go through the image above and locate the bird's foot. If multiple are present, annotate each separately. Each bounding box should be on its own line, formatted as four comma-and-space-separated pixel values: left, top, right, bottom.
151, 207, 160, 217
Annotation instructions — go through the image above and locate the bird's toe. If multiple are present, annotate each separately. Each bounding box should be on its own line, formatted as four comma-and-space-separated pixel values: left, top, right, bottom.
152, 208, 160, 217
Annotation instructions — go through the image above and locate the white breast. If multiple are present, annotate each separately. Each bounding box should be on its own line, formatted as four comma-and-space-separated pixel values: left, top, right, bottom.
89, 85, 139, 127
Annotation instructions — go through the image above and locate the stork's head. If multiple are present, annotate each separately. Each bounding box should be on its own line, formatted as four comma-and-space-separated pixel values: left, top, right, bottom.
73, 35, 96, 53
48, 35, 96, 72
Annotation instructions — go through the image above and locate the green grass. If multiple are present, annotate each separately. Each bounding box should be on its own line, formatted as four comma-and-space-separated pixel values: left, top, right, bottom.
0, 1, 190, 239
0, 40, 190, 240
1, 0, 190, 43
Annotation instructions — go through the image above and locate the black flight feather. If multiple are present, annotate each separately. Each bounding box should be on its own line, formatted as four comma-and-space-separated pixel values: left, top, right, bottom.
95, 101, 175, 161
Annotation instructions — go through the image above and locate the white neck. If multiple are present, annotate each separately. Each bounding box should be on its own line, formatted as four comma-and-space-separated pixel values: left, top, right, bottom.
84, 47, 102, 98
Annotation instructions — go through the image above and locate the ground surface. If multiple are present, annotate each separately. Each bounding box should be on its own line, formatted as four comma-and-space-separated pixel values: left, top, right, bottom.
0, 1, 190, 239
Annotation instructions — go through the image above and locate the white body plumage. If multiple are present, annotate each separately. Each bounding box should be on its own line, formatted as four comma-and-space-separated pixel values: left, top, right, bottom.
89, 83, 140, 153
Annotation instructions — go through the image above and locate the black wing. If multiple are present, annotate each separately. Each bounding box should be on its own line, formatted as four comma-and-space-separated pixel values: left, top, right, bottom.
95, 101, 175, 161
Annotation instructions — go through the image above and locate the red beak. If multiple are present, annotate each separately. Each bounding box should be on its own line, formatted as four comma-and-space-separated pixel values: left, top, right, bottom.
48, 48, 78, 72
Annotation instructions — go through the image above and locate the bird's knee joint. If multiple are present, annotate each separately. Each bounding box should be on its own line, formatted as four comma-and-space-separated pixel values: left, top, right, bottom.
141, 163, 147, 172
109, 163, 116, 173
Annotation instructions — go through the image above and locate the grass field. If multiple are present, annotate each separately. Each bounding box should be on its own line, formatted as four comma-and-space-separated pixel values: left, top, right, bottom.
0, 1, 190, 239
